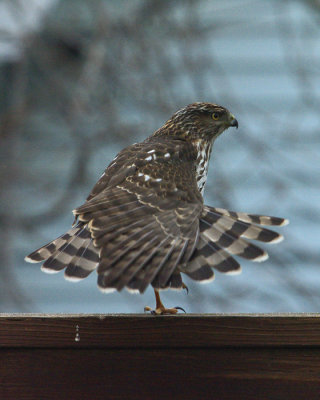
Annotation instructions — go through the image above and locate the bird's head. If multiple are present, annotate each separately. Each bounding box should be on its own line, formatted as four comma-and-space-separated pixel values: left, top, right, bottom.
156, 102, 238, 142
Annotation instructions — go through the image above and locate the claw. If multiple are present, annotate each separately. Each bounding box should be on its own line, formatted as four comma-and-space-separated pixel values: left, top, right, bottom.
144, 289, 187, 315
174, 306, 186, 313
182, 282, 189, 295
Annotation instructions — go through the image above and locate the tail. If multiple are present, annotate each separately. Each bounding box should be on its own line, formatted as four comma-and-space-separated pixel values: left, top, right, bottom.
181, 205, 289, 281
25, 223, 99, 281
25, 206, 288, 294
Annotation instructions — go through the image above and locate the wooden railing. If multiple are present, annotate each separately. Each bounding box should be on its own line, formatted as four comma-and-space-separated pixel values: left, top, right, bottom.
1, 314, 320, 399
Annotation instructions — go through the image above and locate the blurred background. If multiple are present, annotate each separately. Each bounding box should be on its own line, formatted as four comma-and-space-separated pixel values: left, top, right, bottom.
0, 0, 319, 313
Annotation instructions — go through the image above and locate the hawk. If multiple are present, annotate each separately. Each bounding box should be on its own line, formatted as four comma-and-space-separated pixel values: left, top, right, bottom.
25, 103, 288, 314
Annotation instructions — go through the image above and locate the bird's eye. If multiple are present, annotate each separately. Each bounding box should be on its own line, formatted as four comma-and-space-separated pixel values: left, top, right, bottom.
212, 113, 220, 120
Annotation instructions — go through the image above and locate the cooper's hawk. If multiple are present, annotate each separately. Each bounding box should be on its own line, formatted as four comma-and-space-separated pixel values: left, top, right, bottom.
25, 103, 288, 314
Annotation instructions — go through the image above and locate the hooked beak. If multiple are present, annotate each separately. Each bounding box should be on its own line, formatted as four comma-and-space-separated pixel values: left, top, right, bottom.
229, 114, 238, 129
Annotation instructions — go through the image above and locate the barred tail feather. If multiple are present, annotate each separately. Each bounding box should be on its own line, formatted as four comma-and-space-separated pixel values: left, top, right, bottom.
24, 226, 81, 264
25, 198, 288, 294
183, 206, 288, 283
25, 224, 99, 279
205, 206, 289, 227
194, 236, 242, 275
200, 218, 268, 262
184, 255, 215, 283
64, 239, 99, 281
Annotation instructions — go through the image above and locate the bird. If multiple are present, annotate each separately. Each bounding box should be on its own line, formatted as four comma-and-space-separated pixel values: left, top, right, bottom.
25, 102, 288, 314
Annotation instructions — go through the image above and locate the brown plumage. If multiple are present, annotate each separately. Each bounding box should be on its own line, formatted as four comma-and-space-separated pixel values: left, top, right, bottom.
25, 103, 288, 312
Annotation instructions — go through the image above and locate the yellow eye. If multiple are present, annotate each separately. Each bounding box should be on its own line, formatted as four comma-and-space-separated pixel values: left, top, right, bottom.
212, 113, 219, 120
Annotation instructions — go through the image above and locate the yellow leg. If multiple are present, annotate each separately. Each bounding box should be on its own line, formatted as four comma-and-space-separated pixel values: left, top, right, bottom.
144, 289, 186, 315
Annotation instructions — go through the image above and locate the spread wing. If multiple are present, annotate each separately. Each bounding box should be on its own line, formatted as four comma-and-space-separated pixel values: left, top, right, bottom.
72, 137, 203, 293
26, 136, 288, 294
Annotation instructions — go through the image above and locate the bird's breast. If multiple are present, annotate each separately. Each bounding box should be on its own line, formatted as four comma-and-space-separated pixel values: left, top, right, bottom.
194, 140, 213, 194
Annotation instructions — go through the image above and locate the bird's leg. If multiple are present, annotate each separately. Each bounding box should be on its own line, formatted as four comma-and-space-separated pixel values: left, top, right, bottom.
144, 289, 186, 315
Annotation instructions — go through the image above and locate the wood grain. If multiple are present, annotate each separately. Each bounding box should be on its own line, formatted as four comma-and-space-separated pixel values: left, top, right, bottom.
1, 348, 320, 399
1, 314, 320, 399
1, 313, 320, 348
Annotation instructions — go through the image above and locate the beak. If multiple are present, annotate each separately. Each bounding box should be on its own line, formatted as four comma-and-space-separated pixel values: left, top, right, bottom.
229, 114, 238, 129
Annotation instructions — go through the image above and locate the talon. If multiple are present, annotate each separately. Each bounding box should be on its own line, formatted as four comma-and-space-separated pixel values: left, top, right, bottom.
144, 307, 156, 315
174, 306, 186, 313
144, 289, 187, 315
182, 282, 189, 295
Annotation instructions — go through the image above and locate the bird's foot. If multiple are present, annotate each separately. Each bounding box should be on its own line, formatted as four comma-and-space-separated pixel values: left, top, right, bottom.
144, 305, 186, 315
145, 288, 187, 315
